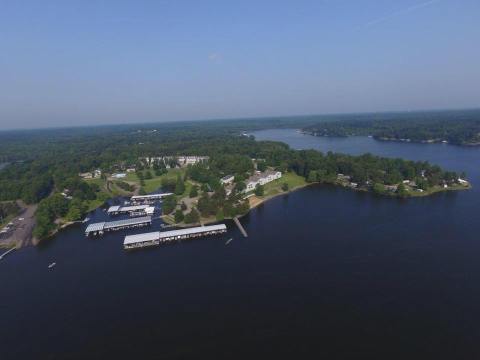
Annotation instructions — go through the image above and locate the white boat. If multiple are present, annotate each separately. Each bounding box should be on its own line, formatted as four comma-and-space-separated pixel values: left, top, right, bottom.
48, 262, 56, 269
82, 217, 90, 223
225, 238, 233, 245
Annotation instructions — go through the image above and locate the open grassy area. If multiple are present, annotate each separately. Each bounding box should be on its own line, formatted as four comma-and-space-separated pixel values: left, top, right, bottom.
263, 171, 307, 197
407, 183, 471, 197
143, 168, 186, 193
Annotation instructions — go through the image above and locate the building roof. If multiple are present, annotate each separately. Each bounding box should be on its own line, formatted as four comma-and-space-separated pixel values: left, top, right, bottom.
124, 231, 161, 245
123, 224, 227, 245
107, 205, 149, 213
104, 216, 151, 230
85, 222, 106, 233
131, 193, 173, 200
160, 224, 227, 239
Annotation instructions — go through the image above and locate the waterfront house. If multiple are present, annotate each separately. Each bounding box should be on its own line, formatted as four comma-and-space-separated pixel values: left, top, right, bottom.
220, 175, 234, 185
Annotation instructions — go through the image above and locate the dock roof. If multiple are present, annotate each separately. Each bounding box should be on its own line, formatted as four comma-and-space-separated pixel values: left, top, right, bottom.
107, 205, 150, 213
104, 216, 152, 230
85, 216, 152, 233
131, 193, 173, 200
85, 222, 106, 233
124, 231, 161, 245
123, 224, 227, 245
160, 224, 227, 239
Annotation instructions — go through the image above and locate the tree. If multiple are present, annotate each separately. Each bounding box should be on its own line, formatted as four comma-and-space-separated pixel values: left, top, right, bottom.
254, 184, 264, 197
373, 183, 385, 195
162, 195, 176, 215
189, 185, 199, 198
65, 205, 82, 221
396, 183, 408, 198
257, 161, 267, 172
184, 208, 199, 224
307, 171, 318, 183
174, 175, 185, 195
281, 183, 289, 191
144, 171, 152, 180
139, 187, 146, 195
235, 181, 246, 193
216, 209, 224, 221
174, 209, 184, 223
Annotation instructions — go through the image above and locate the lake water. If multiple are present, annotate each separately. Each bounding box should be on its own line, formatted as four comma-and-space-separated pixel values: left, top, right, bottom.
2, 129, 480, 359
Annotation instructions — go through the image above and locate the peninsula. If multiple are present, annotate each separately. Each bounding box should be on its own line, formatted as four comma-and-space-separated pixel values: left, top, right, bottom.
0, 118, 470, 246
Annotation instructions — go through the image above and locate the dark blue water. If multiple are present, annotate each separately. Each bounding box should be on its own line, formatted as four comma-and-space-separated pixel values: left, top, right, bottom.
2, 130, 480, 359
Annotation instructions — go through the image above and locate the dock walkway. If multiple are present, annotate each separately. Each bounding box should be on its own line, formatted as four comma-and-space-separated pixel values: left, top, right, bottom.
0, 247, 16, 260
233, 217, 248, 237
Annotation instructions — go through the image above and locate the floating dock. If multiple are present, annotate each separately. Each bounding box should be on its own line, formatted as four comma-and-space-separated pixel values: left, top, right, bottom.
85, 216, 152, 236
123, 224, 227, 249
131, 193, 173, 204
107, 205, 155, 216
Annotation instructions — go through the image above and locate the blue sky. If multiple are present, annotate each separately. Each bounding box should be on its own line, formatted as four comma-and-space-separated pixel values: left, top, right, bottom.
1, 0, 479, 129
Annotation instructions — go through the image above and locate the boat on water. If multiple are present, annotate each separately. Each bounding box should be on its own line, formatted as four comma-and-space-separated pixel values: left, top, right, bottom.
82, 217, 90, 223
48, 262, 56, 269
225, 238, 233, 245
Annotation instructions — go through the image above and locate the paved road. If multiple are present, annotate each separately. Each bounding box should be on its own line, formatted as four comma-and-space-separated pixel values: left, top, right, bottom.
0, 202, 37, 248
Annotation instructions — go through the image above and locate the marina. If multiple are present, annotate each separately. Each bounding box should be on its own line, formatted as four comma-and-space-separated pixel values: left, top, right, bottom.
85, 216, 152, 236
123, 224, 227, 249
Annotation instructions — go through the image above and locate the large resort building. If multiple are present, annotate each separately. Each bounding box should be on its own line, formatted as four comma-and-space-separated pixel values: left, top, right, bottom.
245, 170, 282, 192
140, 156, 209, 168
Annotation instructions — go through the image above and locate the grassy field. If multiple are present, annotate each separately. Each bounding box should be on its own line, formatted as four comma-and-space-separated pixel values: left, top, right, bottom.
263, 171, 307, 197
407, 183, 471, 197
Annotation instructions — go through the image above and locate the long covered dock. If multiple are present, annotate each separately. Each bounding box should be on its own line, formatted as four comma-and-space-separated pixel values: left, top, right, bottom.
85, 216, 152, 236
107, 205, 155, 216
123, 224, 227, 249
130, 193, 173, 204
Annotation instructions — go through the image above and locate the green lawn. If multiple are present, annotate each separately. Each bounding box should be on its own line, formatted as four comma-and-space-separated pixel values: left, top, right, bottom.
263, 171, 307, 197
143, 168, 186, 193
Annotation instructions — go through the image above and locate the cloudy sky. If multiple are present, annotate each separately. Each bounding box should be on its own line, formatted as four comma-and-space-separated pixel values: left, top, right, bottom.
1, 0, 479, 129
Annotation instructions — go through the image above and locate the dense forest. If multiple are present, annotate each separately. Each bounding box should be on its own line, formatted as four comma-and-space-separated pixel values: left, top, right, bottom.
302, 109, 480, 145
0, 113, 470, 239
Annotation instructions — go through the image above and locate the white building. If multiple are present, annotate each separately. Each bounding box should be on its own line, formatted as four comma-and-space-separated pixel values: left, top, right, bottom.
220, 175, 234, 185
245, 170, 282, 192
140, 156, 209, 168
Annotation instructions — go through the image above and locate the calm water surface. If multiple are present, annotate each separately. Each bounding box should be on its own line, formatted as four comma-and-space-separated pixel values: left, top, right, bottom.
2, 129, 480, 359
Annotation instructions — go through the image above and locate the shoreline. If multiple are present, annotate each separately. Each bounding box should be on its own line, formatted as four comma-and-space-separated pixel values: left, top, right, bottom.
302, 131, 480, 147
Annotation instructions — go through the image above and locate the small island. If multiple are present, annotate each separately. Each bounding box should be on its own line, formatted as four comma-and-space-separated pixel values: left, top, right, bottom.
0, 120, 471, 248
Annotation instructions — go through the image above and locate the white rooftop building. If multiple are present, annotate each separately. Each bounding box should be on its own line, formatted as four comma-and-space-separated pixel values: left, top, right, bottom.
245, 170, 282, 192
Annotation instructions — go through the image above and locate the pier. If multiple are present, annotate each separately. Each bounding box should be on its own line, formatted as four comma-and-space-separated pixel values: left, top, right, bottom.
0, 247, 16, 260
123, 224, 227, 249
107, 205, 155, 216
131, 193, 173, 205
85, 216, 152, 236
233, 217, 248, 237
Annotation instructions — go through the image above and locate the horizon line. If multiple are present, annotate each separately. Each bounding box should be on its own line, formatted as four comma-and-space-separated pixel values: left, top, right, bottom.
1, 106, 480, 133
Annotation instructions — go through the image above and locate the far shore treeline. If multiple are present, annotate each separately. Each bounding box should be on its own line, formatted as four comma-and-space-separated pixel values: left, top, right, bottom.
0, 113, 471, 239
302, 109, 480, 145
